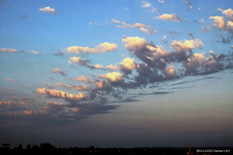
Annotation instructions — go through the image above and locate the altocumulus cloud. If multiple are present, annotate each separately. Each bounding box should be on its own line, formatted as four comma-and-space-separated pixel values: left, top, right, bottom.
1, 3, 233, 131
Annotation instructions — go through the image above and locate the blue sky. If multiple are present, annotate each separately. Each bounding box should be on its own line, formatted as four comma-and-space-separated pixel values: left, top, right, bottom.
0, 0, 233, 147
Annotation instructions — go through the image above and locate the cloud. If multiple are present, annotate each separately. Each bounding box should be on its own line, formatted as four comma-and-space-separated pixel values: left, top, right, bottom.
106, 64, 120, 71
51, 68, 65, 76
101, 72, 123, 82
6, 78, 16, 82
0, 101, 11, 106
39, 6, 56, 15
122, 36, 147, 51
72, 107, 79, 113
88, 64, 103, 70
195, 19, 205, 24
111, 19, 122, 24
92, 80, 105, 89
0, 48, 17, 53
170, 39, 203, 51
40, 101, 64, 114
30, 50, 40, 55
89, 21, 108, 26
187, 32, 194, 38
184, 51, 225, 74
158, 0, 164, 3
141, 1, 152, 8
112, 19, 157, 34
24, 110, 32, 115
46, 101, 63, 106
120, 57, 136, 74
67, 42, 117, 54
218, 8, 233, 21
56, 83, 88, 91
69, 57, 104, 70
157, 13, 181, 21
165, 66, 176, 77
209, 15, 233, 35
162, 35, 168, 43
69, 57, 89, 66
37, 88, 85, 101
209, 16, 226, 30
184, 1, 193, 10
141, 1, 157, 13
75, 75, 90, 83
122, 36, 232, 86
227, 21, 233, 29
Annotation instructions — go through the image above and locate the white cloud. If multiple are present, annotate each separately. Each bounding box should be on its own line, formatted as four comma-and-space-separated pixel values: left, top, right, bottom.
120, 57, 136, 72
56, 83, 88, 91
158, 0, 164, 3
209, 16, 226, 30
30, 50, 40, 55
88, 64, 103, 69
218, 8, 233, 21
75, 75, 90, 82
0, 48, 17, 53
69, 57, 89, 66
227, 21, 233, 28
112, 19, 157, 34
141, 1, 152, 8
162, 35, 168, 43
122, 36, 147, 51
39, 6, 56, 14
67, 42, 117, 54
170, 39, 203, 51
106, 64, 120, 71
157, 13, 181, 21
37, 88, 85, 100
101, 72, 123, 82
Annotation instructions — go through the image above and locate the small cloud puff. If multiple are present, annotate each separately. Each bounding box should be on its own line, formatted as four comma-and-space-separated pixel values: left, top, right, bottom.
141, 1, 152, 8
51, 68, 65, 76
30, 50, 40, 55
39, 6, 56, 14
157, 13, 181, 22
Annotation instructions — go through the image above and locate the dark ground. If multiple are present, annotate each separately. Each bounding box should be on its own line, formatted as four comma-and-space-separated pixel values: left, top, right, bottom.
1, 143, 232, 155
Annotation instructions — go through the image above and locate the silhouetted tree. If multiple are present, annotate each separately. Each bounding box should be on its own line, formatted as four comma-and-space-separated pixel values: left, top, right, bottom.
17, 144, 22, 150
32, 145, 39, 151
26, 144, 31, 150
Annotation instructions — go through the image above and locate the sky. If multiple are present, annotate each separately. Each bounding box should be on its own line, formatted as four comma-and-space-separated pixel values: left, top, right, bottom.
0, 0, 233, 147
